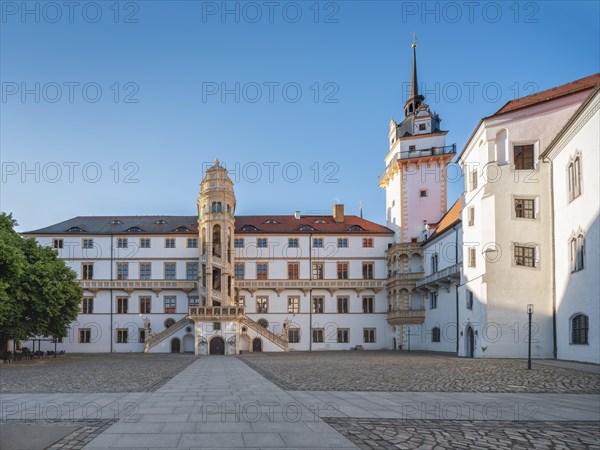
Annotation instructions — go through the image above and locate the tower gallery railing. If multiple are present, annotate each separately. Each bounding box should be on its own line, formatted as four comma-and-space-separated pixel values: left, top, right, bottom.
379, 144, 456, 182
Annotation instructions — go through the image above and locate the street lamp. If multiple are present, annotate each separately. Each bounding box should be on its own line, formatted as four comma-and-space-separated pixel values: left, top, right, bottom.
527, 304, 534, 370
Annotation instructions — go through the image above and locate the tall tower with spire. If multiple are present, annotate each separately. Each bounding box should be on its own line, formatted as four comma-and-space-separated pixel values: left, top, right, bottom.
379, 39, 456, 243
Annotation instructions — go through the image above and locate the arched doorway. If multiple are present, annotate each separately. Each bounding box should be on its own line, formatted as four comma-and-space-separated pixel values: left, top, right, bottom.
183, 334, 194, 353
171, 338, 181, 353
252, 338, 262, 352
209, 336, 225, 355
465, 326, 474, 358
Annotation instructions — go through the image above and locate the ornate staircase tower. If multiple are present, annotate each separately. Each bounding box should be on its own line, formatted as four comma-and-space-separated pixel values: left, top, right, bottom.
198, 160, 236, 307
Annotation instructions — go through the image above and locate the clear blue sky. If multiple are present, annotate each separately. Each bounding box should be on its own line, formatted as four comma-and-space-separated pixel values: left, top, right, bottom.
1, 1, 599, 232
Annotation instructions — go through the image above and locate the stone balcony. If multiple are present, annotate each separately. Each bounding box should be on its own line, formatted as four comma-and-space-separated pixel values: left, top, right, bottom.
80, 279, 197, 294
188, 306, 245, 321
415, 262, 461, 290
387, 308, 426, 325
236, 279, 385, 295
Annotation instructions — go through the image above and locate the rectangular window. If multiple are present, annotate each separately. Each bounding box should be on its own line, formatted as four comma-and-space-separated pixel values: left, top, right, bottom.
257, 238, 267, 248
468, 247, 476, 268
288, 238, 299, 248
466, 291, 473, 310
419, 123, 426, 131
234, 263, 245, 280
362, 262, 374, 279
471, 169, 478, 191
288, 296, 300, 314
82, 238, 94, 249
186, 262, 198, 280
213, 322, 221, 331
363, 328, 376, 343
164, 296, 176, 313
53, 238, 64, 249
337, 296, 349, 313
234, 238, 244, 248
117, 238, 128, 248
312, 328, 324, 343
362, 238, 374, 248
514, 245, 536, 268
570, 235, 585, 272
188, 296, 199, 306
432, 327, 441, 342
337, 262, 349, 279
420, 189, 428, 197
430, 291, 438, 309
468, 207, 475, 227
337, 328, 349, 343
568, 157, 582, 202
235, 296, 245, 307
337, 238, 348, 248
165, 238, 176, 248
312, 263, 324, 280
81, 297, 94, 314
116, 328, 128, 344
409, 145, 416, 151
117, 263, 128, 280
256, 263, 268, 280
256, 296, 268, 314
164, 263, 176, 280
139, 296, 151, 314
117, 297, 128, 314
362, 296, 374, 313
288, 328, 300, 343
140, 238, 151, 248
79, 328, 91, 343
312, 296, 324, 313
515, 199, 535, 219
187, 238, 198, 248
139, 329, 146, 344
140, 263, 151, 280
431, 254, 439, 273
287, 262, 299, 280
312, 238, 323, 248
82, 263, 94, 280
514, 144, 534, 170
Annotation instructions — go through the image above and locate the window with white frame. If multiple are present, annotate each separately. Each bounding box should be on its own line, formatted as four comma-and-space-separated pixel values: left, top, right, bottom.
515, 198, 535, 219
570, 233, 585, 272
256, 296, 268, 313
234, 263, 245, 280
363, 328, 376, 343
568, 155, 582, 202
514, 244, 536, 268
287, 296, 300, 314
337, 328, 349, 343
140, 263, 151, 280
117, 263, 129, 280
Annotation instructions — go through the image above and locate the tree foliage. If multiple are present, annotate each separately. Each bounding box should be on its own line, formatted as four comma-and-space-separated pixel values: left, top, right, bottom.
0, 213, 82, 347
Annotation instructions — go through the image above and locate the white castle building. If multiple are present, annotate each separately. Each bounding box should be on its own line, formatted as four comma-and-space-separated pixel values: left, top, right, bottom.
21, 45, 599, 363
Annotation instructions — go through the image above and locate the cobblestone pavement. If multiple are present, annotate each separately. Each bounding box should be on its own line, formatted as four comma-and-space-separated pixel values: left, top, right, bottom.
47, 419, 116, 450
0, 354, 196, 393
239, 351, 600, 393
323, 418, 600, 449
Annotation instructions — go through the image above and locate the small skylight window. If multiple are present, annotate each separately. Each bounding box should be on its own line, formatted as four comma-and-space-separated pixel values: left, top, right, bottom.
155, 219, 167, 224
348, 225, 364, 231
66, 227, 84, 232
241, 225, 258, 231
174, 226, 190, 232
263, 219, 280, 224
111, 219, 122, 225
314, 219, 328, 224
299, 225, 315, 231
126, 227, 144, 232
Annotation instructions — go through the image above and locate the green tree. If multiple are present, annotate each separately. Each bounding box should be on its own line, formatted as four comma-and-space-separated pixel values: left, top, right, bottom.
0, 213, 82, 350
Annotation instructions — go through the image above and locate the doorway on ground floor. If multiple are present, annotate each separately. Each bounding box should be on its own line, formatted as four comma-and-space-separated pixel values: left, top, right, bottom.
465, 326, 475, 358
209, 336, 225, 355
252, 338, 262, 352
171, 337, 181, 353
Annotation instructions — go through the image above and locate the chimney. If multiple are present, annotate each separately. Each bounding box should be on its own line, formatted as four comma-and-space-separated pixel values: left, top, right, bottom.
333, 204, 344, 223
294, 211, 301, 220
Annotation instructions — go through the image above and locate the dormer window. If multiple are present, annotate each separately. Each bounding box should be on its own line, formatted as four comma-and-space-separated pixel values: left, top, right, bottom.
155, 219, 167, 225
174, 226, 190, 232
313, 219, 328, 224
126, 227, 144, 233
263, 219, 280, 224
347, 225, 364, 231
66, 227, 84, 233
111, 219, 122, 225
241, 225, 258, 231
419, 123, 426, 131
299, 225, 315, 231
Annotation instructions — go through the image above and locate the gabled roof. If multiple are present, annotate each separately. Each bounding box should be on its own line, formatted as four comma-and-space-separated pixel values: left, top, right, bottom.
23, 215, 393, 236
426, 198, 462, 242
235, 215, 393, 235
491, 73, 600, 118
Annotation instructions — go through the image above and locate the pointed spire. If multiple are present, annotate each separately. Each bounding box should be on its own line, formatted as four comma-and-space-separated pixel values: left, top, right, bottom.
404, 34, 425, 117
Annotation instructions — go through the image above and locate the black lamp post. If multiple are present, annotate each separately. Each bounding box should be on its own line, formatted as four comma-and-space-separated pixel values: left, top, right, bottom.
527, 304, 534, 370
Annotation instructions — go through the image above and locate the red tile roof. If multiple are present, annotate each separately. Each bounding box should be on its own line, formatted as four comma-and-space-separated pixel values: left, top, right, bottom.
235, 215, 393, 235
426, 198, 462, 241
492, 73, 600, 117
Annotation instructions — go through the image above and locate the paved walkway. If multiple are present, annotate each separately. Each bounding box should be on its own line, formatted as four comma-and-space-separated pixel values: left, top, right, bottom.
1, 356, 599, 449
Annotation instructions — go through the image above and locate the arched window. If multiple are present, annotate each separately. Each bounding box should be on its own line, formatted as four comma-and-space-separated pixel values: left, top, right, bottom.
164, 318, 176, 328
432, 327, 441, 343
571, 314, 589, 345
568, 155, 583, 201
570, 232, 585, 272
